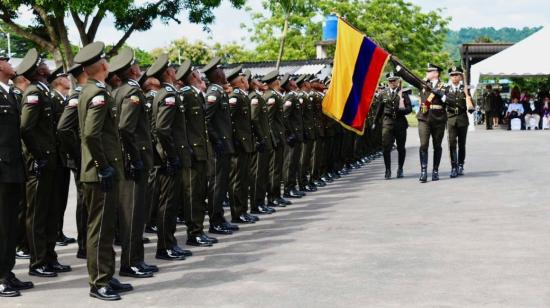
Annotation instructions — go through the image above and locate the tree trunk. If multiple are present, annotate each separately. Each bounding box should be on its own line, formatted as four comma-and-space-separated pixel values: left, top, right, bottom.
276, 16, 289, 70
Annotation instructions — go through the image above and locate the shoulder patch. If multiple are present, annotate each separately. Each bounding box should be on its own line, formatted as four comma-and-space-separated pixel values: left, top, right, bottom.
91, 95, 106, 107
267, 98, 276, 105
96, 82, 106, 89
299, 98, 304, 103
164, 96, 176, 106
26, 95, 39, 105
67, 98, 79, 108
229, 97, 238, 106
251, 98, 259, 105
129, 95, 140, 105
207, 95, 218, 104
284, 101, 292, 108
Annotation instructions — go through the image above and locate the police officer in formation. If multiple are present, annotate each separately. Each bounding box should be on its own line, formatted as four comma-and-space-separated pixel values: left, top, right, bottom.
0, 43, 386, 300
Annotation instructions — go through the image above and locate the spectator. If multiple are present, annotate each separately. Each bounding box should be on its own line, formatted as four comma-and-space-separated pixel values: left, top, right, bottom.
481, 85, 493, 129
524, 96, 541, 130
506, 97, 524, 130
541, 95, 550, 129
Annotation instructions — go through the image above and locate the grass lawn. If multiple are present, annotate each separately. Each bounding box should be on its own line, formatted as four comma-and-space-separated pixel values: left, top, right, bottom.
406, 113, 418, 127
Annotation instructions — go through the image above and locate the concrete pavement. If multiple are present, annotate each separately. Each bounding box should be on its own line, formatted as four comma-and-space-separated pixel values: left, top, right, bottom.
7, 127, 550, 307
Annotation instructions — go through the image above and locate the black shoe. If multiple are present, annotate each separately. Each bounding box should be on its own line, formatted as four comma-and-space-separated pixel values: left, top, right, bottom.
242, 213, 259, 222
283, 190, 302, 198
144, 225, 157, 233
450, 166, 458, 178
396, 168, 404, 178
155, 249, 186, 261
278, 197, 291, 205
176, 216, 186, 225
222, 221, 240, 231
251, 205, 271, 215
209, 224, 233, 235
0, 283, 20, 297
89, 286, 121, 301
304, 184, 317, 192
384, 169, 391, 180
76, 249, 87, 259
261, 205, 276, 214
109, 278, 133, 293
47, 261, 72, 273
314, 180, 326, 187
6, 273, 33, 290
231, 215, 255, 224
419, 168, 428, 183
186, 235, 213, 247
29, 265, 57, 278
119, 266, 154, 278
432, 170, 439, 181
270, 199, 286, 207
56, 233, 76, 246
203, 234, 218, 244
458, 164, 464, 176
172, 245, 193, 257
15, 249, 30, 259
142, 237, 150, 244
138, 262, 159, 273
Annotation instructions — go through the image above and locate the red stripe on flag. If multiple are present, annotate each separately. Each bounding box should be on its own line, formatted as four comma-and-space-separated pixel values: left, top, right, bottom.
352, 47, 389, 130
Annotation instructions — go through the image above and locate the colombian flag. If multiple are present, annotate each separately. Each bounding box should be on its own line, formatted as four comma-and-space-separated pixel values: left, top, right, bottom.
323, 18, 390, 135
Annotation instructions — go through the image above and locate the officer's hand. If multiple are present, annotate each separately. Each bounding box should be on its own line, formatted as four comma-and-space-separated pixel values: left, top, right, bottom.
31, 158, 48, 177
98, 166, 115, 192
166, 157, 181, 176
432, 89, 445, 98
214, 140, 225, 157
126, 160, 144, 181
286, 134, 296, 147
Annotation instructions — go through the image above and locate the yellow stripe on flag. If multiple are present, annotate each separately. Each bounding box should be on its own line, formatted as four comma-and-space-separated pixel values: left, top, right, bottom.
322, 19, 365, 119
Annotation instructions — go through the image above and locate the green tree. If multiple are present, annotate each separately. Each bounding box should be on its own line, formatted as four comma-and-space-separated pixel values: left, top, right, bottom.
212, 42, 255, 64
0, 0, 245, 67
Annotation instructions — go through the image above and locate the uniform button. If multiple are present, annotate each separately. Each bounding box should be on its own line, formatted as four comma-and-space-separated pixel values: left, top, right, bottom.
46, 150, 50, 154
142, 146, 146, 150
114, 158, 118, 161
193, 143, 197, 146
223, 136, 226, 139
181, 145, 185, 148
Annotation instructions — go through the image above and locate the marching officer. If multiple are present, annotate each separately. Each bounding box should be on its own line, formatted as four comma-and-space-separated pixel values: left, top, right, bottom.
227, 66, 258, 224
203, 57, 239, 234
445, 66, 472, 178
175, 59, 218, 246
19, 49, 71, 277
374, 72, 412, 179
109, 47, 158, 276
148, 54, 192, 260
57, 64, 88, 259
417, 63, 447, 183
75, 42, 133, 300
0, 52, 34, 297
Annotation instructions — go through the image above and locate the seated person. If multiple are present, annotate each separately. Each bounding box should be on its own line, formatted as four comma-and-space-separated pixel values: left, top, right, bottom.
506, 97, 524, 130
524, 97, 541, 130
541, 96, 550, 129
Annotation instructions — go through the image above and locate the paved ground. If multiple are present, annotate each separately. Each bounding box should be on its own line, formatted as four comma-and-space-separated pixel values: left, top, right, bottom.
7, 126, 550, 307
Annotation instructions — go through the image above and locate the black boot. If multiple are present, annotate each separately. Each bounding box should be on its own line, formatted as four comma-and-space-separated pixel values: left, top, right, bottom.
396, 167, 404, 178
432, 169, 440, 181
384, 169, 391, 180
432, 148, 442, 181
458, 164, 464, 176
383, 150, 391, 180
450, 150, 458, 178
419, 150, 428, 183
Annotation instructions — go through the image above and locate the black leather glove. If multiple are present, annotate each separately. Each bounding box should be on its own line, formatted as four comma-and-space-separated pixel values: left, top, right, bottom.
166, 156, 181, 176
98, 166, 115, 192
286, 134, 297, 147
31, 158, 48, 177
256, 139, 267, 153
214, 140, 225, 157
125, 159, 144, 181
432, 88, 445, 99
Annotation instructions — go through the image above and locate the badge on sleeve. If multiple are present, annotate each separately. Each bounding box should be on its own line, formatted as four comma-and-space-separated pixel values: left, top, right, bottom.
284, 101, 292, 108
67, 98, 78, 108
229, 97, 238, 106
91, 95, 106, 107
165, 96, 176, 106
207, 95, 218, 105
26, 95, 39, 105
129, 95, 140, 105
267, 98, 276, 105
251, 98, 259, 105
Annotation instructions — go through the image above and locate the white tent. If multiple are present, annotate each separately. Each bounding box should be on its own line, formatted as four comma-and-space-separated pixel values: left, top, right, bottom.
470, 25, 550, 89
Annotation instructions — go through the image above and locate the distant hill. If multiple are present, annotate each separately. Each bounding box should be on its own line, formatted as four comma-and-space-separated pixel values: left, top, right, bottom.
445, 27, 543, 62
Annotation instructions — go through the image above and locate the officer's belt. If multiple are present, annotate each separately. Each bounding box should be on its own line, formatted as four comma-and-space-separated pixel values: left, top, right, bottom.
447, 106, 465, 115
430, 105, 444, 110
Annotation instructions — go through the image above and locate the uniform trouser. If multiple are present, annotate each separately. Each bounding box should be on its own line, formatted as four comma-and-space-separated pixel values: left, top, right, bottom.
283, 142, 301, 189
146, 167, 160, 227
16, 183, 28, 252
118, 172, 148, 268
342, 132, 354, 165
299, 139, 314, 186
228, 149, 251, 219
267, 145, 284, 200
182, 161, 207, 237
311, 139, 324, 181
250, 150, 270, 208
55, 166, 71, 236
418, 120, 446, 170
26, 168, 59, 269
0, 183, 22, 281
73, 170, 87, 252
485, 111, 493, 129
323, 136, 334, 174
382, 124, 407, 170
208, 154, 230, 226
332, 135, 344, 170
156, 172, 179, 250
447, 122, 468, 166
83, 181, 119, 289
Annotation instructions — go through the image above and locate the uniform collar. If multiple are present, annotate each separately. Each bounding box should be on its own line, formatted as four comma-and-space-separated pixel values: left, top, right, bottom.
0, 81, 9, 94
53, 89, 66, 100
38, 81, 50, 91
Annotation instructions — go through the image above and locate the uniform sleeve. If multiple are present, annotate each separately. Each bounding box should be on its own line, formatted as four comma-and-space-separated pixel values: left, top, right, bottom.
249, 95, 262, 141
20, 90, 44, 160
204, 91, 222, 142
229, 94, 242, 141
282, 95, 294, 134
402, 93, 413, 115
118, 88, 143, 163
83, 93, 109, 170
57, 103, 80, 164
155, 94, 177, 160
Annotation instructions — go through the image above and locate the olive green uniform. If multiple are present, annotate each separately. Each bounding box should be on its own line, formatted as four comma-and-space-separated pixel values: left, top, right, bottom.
282, 91, 304, 192
228, 88, 255, 219
310, 90, 325, 183
153, 82, 191, 250
205, 84, 235, 225
78, 79, 123, 289
445, 84, 469, 169
375, 88, 412, 170
114, 79, 154, 268
180, 86, 209, 237
417, 80, 447, 172
0, 84, 26, 282
299, 91, 316, 188
265, 89, 286, 202
249, 90, 273, 209
144, 90, 161, 228
20, 82, 60, 270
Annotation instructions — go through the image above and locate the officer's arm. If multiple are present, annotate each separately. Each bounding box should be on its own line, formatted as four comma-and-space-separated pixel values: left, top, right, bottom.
402, 93, 413, 115
282, 95, 294, 133
228, 94, 242, 141
83, 94, 110, 170
155, 94, 177, 160
373, 94, 384, 123
205, 92, 222, 142
249, 96, 263, 142
118, 88, 142, 163
57, 103, 80, 163
20, 91, 44, 160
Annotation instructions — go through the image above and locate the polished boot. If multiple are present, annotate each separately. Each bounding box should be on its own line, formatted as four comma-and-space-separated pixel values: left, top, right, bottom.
89, 286, 121, 301
458, 163, 464, 176
384, 169, 391, 180
419, 150, 428, 183
396, 167, 404, 178
383, 151, 391, 180
450, 150, 458, 178
432, 169, 440, 181
433, 147, 442, 181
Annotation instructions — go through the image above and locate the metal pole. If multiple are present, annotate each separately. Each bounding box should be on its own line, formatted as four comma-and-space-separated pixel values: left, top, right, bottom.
7, 33, 11, 57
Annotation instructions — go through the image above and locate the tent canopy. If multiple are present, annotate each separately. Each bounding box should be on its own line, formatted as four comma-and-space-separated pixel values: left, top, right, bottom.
470, 25, 550, 89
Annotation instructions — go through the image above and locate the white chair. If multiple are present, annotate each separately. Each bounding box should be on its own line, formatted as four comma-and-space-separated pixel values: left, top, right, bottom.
543, 116, 550, 129
510, 118, 522, 131
529, 117, 538, 130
